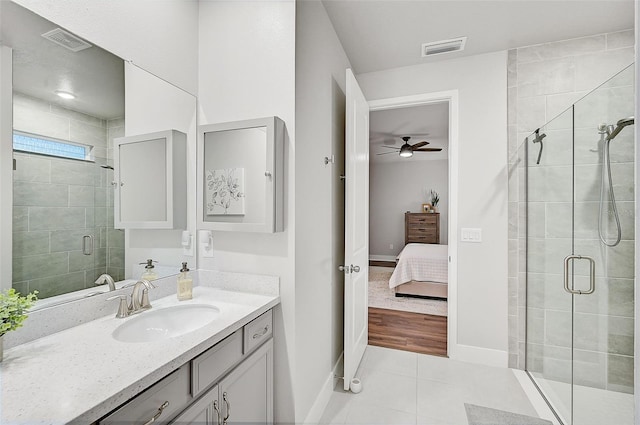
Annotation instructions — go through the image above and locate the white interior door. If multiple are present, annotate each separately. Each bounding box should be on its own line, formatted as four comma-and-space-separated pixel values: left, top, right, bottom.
343, 69, 369, 391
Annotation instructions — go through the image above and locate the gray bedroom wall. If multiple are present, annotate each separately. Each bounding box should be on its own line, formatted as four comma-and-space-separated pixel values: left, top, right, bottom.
369, 158, 449, 259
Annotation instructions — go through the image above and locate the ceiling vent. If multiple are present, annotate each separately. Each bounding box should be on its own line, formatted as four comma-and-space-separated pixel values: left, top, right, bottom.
422, 37, 467, 57
41, 28, 92, 52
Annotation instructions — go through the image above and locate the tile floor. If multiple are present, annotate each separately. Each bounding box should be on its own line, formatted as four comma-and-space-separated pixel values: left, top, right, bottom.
536, 377, 634, 425
319, 345, 556, 425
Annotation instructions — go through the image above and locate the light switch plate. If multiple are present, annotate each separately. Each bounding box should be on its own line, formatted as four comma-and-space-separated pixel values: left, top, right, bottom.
461, 228, 482, 242
199, 230, 214, 258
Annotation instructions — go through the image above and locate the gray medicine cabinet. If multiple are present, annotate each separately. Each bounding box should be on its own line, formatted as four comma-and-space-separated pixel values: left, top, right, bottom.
114, 129, 187, 229
197, 117, 285, 233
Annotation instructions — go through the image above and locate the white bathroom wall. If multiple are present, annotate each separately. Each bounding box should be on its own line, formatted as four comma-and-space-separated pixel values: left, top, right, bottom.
196, 1, 297, 422
12, 0, 198, 94
357, 51, 509, 364
294, 0, 351, 421
370, 159, 449, 258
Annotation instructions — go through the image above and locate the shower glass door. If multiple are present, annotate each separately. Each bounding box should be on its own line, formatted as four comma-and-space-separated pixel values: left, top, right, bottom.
526, 64, 635, 425
526, 105, 574, 423
571, 65, 634, 425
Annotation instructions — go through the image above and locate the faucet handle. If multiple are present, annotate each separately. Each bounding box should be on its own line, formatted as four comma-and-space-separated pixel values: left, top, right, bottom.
140, 289, 152, 309
140, 279, 156, 309
107, 294, 131, 318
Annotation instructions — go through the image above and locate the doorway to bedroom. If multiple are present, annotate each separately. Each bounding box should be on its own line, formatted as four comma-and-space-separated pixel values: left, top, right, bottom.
367, 101, 450, 357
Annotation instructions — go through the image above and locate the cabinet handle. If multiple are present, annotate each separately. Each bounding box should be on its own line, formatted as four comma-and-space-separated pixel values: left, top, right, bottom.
223, 392, 230, 424
253, 325, 269, 339
213, 400, 221, 425
142, 400, 169, 425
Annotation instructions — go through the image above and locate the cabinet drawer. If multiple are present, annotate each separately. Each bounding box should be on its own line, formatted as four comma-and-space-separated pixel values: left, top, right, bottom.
192, 329, 243, 397
100, 364, 191, 424
244, 310, 273, 354
408, 234, 438, 243
406, 214, 437, 225
407, 226, 436, 234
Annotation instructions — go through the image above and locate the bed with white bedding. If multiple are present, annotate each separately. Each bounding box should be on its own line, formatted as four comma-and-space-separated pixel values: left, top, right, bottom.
389, 243, 448, 299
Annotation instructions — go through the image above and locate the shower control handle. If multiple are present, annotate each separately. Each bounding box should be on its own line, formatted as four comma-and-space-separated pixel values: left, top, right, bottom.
563, 255, 595, 295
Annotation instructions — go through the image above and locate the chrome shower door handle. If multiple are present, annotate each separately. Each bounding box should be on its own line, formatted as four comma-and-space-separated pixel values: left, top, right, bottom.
564, 255, 595, 295
82, 235, 94, 255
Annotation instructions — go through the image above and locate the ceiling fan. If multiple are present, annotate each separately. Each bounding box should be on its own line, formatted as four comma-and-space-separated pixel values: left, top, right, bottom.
376, 136, 442, 158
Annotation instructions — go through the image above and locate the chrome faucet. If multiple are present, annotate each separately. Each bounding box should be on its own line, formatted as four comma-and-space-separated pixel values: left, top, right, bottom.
95, 274, 116, 291
106, 279, 156, 318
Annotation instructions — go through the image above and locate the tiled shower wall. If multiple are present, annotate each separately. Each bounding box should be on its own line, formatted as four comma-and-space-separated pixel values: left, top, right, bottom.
507, 29, 635, 371
12, 92, 125, 298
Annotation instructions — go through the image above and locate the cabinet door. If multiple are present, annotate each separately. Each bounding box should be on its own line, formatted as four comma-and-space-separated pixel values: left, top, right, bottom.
219, 339, 273, 425
171, 385, 220, 425
118, 137, 167, 224
114, 129, 187, 229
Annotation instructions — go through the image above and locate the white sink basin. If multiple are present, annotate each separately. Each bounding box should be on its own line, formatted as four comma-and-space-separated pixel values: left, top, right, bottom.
112, 304, 221, 343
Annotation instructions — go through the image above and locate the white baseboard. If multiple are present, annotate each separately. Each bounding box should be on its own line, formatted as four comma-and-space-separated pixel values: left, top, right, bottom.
303, 353, 343, 424
369, 255, 396, 262
452, 344, 508, 368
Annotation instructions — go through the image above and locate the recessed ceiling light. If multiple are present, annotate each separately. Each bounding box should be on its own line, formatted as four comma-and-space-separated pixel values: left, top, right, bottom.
55, 90, 75, 100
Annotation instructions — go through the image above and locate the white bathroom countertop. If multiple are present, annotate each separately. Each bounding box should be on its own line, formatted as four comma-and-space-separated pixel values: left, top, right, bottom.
1, 286, 280, 424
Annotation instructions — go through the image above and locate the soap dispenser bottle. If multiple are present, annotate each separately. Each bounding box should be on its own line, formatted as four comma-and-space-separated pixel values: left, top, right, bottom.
177, 262, 193, 301
140, 259, 158, 281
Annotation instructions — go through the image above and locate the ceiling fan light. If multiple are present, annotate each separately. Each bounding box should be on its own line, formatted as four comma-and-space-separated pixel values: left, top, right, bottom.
55, 90, 75, 99
399, 145, 413, 157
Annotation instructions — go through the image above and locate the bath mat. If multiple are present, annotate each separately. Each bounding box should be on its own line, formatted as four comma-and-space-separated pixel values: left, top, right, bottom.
368, 266, 447, 317
465, 404, 553, 425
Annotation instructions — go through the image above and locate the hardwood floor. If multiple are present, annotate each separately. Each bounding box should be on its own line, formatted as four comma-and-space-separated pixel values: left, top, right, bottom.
368, 307, 447, 357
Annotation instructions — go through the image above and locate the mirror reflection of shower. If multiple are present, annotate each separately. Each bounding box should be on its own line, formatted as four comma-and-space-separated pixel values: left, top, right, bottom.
597, 116, 634, 247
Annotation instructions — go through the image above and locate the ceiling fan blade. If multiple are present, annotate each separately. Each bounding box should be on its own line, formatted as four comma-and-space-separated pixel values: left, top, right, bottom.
376, 151, 398, 156
413, 148, 443, 152
410, 141, 429, 149
379, 145, 400, 150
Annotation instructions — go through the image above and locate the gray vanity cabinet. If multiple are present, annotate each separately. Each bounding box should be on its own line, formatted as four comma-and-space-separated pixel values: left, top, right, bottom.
171, 385, 219, 424
98, 310, 274, 425
218, 339, 273, 424
172, 339, 273, 425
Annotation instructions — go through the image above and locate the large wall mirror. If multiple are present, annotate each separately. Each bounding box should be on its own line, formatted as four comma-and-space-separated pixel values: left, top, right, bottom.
1, 1, 197, 303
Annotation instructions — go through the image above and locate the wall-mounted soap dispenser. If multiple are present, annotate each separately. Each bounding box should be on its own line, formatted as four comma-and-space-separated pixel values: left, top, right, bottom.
139, 259, 158, 281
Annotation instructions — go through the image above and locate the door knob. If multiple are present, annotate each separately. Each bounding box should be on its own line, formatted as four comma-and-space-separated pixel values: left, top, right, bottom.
351, 265, 360, 273
338, 265, 350, 274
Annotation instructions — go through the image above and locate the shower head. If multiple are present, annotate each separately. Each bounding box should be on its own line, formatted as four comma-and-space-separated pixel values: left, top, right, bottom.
606, 116, 634, 141
617, 116, 635, 127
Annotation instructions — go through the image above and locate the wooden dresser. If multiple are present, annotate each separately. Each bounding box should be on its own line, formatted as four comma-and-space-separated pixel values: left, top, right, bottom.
405, 212, 440, 244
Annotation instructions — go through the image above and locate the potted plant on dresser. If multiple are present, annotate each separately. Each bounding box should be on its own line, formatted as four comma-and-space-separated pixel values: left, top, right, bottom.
0, 289, 38, 361
429, 190, 440, 213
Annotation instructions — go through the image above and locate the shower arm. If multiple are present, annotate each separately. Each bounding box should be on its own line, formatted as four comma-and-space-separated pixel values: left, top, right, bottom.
532, 129, 546, 165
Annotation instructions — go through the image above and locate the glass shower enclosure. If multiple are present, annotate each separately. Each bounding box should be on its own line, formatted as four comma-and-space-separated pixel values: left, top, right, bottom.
524, 64, 635, 425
